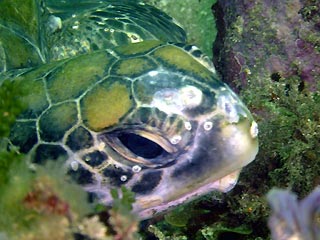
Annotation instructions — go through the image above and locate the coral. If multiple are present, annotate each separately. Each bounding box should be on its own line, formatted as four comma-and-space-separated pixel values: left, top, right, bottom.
0, 156, 142, 240
77, 216, 108, 239
267, 187, 320, 240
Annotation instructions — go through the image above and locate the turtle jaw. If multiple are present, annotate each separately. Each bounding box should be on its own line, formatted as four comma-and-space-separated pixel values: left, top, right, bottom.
132, 117, 258, 219
134, 170, 242, 220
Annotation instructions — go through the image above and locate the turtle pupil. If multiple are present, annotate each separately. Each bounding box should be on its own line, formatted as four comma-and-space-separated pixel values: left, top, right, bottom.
118, 133, 164, 159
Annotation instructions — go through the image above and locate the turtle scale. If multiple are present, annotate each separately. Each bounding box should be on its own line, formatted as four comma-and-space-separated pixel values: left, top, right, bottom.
45, 0, 186, 61
1, 0, 259, 219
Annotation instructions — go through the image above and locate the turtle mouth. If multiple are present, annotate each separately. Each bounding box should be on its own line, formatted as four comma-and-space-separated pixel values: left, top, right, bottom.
99, 128, 179, 168
133, 170, 241, 220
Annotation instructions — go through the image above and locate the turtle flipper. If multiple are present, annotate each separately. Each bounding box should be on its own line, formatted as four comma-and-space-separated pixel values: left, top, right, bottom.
0, 0, 46, 72
43, 1, 186, 61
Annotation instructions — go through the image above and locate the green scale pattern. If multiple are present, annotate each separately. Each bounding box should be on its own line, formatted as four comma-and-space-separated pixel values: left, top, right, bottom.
9, 41, 222, 171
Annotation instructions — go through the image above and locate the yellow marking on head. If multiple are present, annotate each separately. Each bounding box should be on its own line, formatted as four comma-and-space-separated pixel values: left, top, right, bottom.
48, 51, 110, 102
115, 57, 154, 77
152, 45, 213, 81
81, 82, 132, 131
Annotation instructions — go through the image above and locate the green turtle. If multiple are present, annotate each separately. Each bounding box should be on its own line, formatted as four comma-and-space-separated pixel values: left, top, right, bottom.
0, 0, 258, 219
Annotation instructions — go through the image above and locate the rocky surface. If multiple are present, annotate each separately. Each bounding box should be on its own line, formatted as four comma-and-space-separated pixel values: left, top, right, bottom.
215, 0, 320, 92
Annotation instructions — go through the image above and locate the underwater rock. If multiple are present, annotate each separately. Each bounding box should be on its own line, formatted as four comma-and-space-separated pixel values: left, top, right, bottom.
215, 0, 320, 92
267, 187, 320, 240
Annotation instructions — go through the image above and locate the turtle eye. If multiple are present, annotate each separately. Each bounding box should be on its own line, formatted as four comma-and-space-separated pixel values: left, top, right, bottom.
118, 132, 165, 159
101, 129, 177, 167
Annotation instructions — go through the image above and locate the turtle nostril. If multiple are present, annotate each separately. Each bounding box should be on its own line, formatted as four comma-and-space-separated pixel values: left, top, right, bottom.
118, 132, 165, 159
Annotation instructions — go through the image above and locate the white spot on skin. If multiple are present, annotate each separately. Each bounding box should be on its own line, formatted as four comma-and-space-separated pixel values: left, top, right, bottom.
98, 142, 106, 151
217, 95, 240, 123
151, 89, 180, 114
163, 91, 175, 101
148, 70, 158, 77
120, 175, 127, 182
72, 20, 80, 30
47, 15, 62, 33
110, 29, 114, 33
250, 121, 259, 138
180, 86, 203, 109
184, 121, 192, 130
203, 121, 213, 131
225, 102, 239, 123
132, 165, 142, 173
170, 135, 182, 145
129, 34, 142, 43
71, 161, 79, 171
151, 85, 202, 115
97, 21, 105, 26
191, 45, 199, 51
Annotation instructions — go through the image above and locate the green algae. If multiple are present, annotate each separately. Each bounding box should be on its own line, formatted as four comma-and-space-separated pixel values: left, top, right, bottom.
221, 36, 320, 240
200, 223, 251, 240
242, 77, 320, 196
0, 80, 25, 137
109, 187, 140, 240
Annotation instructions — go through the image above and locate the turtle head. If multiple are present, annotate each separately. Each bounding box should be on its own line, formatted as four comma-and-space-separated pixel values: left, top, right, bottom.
8, 41, 257, 220
92, 43, 259, 219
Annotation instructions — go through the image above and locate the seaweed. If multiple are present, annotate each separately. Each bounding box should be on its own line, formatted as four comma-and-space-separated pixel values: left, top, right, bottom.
0, 80, 25, 137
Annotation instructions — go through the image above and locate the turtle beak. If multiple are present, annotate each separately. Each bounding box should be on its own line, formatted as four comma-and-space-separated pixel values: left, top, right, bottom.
170, 89, 259, 192
164, 114, 258, 199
